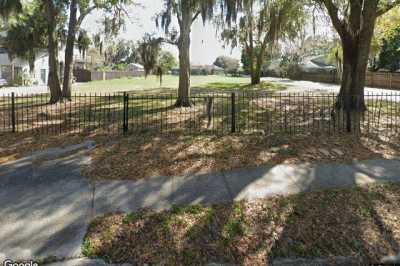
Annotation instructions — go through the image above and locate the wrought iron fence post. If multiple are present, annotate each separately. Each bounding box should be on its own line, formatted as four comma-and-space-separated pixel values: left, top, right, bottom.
11, 92, 16, 133
123, 92, 129, 134
231, 92, 236, 133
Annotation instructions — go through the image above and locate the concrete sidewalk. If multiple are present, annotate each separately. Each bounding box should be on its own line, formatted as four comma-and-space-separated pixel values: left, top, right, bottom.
94, 159, 400, 215
0, 140, 399, 263
0, 141, 95, 263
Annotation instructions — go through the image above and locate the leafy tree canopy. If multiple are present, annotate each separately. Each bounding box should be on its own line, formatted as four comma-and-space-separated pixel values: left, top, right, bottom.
219, 0, 307, 84
4, 2, 48, 71
378, 26, 400, 71
138, 34, 163, 77
158, 51, 177, 72
214, 55, 239, 74
77, 29, 91, 59
0, 0, 22, 20
370, 6, 400, 65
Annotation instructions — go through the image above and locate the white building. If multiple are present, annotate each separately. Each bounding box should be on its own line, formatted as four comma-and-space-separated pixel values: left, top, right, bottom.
0, 31, 88, 86
0, 48, 53, 85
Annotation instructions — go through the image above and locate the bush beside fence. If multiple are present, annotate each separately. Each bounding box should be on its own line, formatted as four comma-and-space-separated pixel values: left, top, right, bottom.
0, 92, 399, 137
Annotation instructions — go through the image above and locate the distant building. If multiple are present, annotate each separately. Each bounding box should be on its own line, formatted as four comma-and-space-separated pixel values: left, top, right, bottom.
0, 48, 52, 85
127, 63, 145, 73
265, 55, 337, 78
171, 65, 225, 76
299, 55, 336, 74
0, 31, 88, 85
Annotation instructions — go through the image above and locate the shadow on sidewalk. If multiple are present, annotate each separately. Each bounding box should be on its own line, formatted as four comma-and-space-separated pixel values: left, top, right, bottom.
89, 147, 400, 264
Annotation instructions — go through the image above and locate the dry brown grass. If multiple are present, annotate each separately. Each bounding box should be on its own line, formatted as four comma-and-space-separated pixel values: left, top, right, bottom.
83, 183, 400, 265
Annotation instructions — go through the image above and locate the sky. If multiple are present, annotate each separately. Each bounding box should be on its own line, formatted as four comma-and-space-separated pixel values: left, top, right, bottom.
83, 0, 329, 65
82, 0, 241, 65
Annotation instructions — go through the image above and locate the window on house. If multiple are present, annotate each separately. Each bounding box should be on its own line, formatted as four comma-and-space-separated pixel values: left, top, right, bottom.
40, 69, 47, 84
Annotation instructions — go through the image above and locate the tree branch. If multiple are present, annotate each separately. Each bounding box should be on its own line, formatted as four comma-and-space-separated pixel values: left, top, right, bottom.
349, 0, 362, 33
192, 11, 201, 24
321, 0, 347, 39
377, 0, 400, 17
160, 37, 179, 46
77, 5, 96, 27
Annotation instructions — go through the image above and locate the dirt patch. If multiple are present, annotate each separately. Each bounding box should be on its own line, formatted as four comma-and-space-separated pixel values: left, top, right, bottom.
83, 183, 400, 265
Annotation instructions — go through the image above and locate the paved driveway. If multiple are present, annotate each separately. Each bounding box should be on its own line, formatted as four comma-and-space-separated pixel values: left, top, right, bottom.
0, 85, 48, 96
263, 77, 400, 96
2, 78, 400, 97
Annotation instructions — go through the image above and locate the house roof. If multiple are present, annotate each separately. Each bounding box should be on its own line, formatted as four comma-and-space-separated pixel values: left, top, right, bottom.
300, 60, 336, 73
191, 65, 224, 71
129, 63, 144, 69
308, 55, 335, 68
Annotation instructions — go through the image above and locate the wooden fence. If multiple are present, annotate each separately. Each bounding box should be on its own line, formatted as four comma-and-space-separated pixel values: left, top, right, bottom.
74, 69, 144, 82
296, 71, 400, 90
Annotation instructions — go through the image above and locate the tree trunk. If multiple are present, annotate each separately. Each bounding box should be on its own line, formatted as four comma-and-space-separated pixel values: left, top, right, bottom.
334, 40, 370, 132
62, 0, 78, 100
175, 2, 192, 107
322, 0, 380, 133
11, 62, 14, 83
251, 70, 261, 85
45, 0, 62, 104
252, 48, 266, 85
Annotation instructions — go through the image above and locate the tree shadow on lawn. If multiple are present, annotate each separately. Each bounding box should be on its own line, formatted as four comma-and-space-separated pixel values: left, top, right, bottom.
85, 177, 400, 265
193, 81, 286, 93
84, 131, 400, 265
269, 182, 400, 265
85, 130, 400, 182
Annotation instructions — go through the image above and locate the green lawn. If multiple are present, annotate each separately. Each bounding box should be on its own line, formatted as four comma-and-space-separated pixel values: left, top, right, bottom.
73, 75, 285, 94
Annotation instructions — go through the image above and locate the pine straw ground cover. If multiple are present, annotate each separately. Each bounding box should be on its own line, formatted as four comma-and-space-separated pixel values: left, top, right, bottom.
0, 132, 87, 164
1, 131, 399, 181
83, 182, 400, 265
84, 132, 400, 181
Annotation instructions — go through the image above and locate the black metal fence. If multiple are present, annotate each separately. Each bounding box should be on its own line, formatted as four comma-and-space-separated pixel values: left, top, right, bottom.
0, 92, 399, 137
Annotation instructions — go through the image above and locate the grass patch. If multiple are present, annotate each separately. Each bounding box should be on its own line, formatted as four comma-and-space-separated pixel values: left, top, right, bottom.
122, 212, 142, 224
202, 81, 286, 91
84, 183, 400, 265
71, 75, 287, 94
73, 75, 253, 94
171, 204, 205, 215
222, 202, 247, 247
82, 237, 96, 257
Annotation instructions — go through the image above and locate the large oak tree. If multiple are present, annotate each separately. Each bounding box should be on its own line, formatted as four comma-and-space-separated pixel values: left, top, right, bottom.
316, 0, 400, 131
0, 0, 22, 29
220, 0, 306, 85
44, 0, 64, 103
157, 0, 216, 107
62, 0, 133, 99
